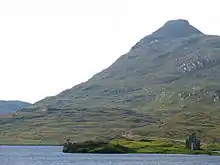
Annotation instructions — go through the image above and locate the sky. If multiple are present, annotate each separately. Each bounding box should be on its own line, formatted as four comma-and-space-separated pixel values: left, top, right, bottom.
0, 0, 219, 103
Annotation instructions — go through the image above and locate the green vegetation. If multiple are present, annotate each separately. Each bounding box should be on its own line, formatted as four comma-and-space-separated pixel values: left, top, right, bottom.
63, 140, 135, 153
63, 138, 220, 155
1, 20, 220, 144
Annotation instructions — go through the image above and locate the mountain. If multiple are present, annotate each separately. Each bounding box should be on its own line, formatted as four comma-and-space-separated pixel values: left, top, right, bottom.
1, 19, 220, 144
0, 100, 31, 115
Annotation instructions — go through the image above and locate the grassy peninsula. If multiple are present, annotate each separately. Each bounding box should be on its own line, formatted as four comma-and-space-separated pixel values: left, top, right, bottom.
63, 138, 220, 155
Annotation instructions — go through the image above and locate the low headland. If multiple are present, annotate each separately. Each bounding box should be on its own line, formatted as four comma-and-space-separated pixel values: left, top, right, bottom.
63, 136, 220, 155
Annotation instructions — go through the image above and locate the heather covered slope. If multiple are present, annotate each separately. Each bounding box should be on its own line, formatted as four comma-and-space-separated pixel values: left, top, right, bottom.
1, 19, 220, 144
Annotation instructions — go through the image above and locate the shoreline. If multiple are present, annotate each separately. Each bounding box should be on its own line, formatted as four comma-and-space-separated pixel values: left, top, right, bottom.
62, 138, 220, 156
0, 144, 62, 146
1, 145, 219, 156
2, 138, 220, 156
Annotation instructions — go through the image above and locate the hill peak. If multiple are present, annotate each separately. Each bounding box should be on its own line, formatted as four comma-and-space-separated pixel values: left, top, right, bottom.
164, 19, 190, 26
131, 19, 204, 50
151, 19, 203, 39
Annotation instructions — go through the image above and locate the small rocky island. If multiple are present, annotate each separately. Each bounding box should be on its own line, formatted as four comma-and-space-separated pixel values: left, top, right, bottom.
62, 133, 217, 155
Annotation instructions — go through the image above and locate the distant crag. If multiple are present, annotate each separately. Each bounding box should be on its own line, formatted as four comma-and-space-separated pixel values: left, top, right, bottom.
0, 100, 31, 115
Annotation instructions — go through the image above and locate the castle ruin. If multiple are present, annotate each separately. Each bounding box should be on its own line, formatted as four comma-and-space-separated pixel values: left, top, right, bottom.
185, 133, 201, 150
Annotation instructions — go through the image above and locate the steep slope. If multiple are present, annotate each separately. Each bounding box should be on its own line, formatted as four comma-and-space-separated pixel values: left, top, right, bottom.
0, 100, 31, 115
1, 19, 220, 144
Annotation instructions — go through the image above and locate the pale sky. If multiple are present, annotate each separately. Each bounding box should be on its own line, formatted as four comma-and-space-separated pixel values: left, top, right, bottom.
0, 0, 219, 103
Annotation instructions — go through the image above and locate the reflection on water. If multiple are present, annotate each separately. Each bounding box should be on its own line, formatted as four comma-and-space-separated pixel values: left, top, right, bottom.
0, 146, 220, 165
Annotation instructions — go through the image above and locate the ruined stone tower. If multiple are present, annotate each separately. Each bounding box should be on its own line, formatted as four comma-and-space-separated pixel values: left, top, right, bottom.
185, 133, 201, 150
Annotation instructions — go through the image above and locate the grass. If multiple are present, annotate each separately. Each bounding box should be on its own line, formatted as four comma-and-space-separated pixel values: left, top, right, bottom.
2, 33, 220, 146
63, 138, 220, 155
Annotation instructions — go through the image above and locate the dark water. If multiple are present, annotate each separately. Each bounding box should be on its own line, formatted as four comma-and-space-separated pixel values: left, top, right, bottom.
0, 146, 220, 165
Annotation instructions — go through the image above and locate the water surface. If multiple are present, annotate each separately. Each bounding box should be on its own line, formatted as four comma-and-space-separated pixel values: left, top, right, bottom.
0, 146, 220, 165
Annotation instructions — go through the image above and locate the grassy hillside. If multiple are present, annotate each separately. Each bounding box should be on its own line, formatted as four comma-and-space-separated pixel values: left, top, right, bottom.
1, 19, 220, 144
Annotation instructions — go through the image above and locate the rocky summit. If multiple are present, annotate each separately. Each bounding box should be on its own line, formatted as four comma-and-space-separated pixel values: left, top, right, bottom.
1, 19, 220, 144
